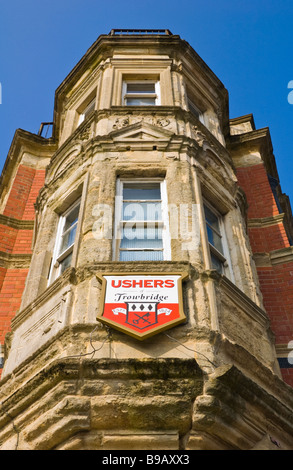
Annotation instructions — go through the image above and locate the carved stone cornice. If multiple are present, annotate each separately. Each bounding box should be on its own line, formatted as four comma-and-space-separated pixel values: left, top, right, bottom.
227, 126, 279, 179
48, 106, 231, 176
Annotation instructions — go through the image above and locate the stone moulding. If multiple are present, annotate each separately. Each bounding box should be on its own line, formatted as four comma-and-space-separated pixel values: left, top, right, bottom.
0, 252, 32, 270
0, 357, 203, 450
227, 126, 278, 181
1, 358, 293, 449
190, 363, 293, 450
0, 214, 34, 231
2, 262, 276, 379
253, 246, 293, 267
46, 105, 232, 182
0, 215, 34, 269
248, 213, 285, 228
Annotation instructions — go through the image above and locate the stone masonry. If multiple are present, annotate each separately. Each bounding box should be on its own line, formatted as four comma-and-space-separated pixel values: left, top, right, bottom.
0, 30, 293, 450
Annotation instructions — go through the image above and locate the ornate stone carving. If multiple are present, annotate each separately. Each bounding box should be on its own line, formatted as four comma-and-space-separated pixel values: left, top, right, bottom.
192, 125, 206, 146
112, 116, 130, 129
155, 117, 170, 127
112, 115, 171, 131
79, 123, 92, 141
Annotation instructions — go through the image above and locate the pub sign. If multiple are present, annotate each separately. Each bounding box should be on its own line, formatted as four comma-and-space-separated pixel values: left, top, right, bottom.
97, 273, 188, 340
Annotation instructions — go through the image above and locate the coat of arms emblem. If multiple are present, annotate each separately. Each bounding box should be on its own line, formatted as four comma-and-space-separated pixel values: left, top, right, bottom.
124, 302, 159, 329
97, 273, 187, 340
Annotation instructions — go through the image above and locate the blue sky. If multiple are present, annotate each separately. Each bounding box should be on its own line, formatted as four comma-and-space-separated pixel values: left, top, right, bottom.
1, 0, 293, 206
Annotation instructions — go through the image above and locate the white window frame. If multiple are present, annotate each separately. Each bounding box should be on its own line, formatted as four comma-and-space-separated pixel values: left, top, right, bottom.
122, 80, 160, 106
113, 178, 171, 261
203, 201, 232, 277
78, 97, 96, 126
48, 198, 81, 284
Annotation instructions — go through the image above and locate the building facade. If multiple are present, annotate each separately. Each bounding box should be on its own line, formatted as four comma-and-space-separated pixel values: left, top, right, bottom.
0, 29, 293, 450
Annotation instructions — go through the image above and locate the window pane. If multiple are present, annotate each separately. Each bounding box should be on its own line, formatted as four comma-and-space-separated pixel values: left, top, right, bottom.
121, 226, 163, 249
188, 99, 201, 119
204, 204, 224, 254
63, 204, 80, 232
204, 205, 220, 232
120, 250, 163, 262
211, 253, 223, 273
123, 202, 162, 221
127, 83, 156, 93
60, 252, 73, 274
59, 202, 80, 256
84, 99, 95, 118
123, 183, 161, 200
206, 225, 223, 254
59, 225, 77, 254
126, 98, 156, 106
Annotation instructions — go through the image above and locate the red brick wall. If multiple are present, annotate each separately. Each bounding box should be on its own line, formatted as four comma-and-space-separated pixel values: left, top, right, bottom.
257, 264, 293, 344
0, 224, 18, 253
13, 230, 34, 254
248, 224, 290, 253
3, 165, 36, 220
236, 162, 293, 387
0, 225, 33, 255
0, 164, 45, 377
23, 169, 46, 220
0, 268, 29, 345
237, 163, 280, 219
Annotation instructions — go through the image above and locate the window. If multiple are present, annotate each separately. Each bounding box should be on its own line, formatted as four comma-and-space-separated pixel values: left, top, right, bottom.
187, 97, 204, 124
78, 98, 95, 125
122, 81, 160, 106
48, 199, 81, 283
204, 203, 227, 273
114, 179, 170, 261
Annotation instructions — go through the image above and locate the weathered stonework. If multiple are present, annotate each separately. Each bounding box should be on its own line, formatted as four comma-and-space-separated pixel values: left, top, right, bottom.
0, 30, 293, 450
